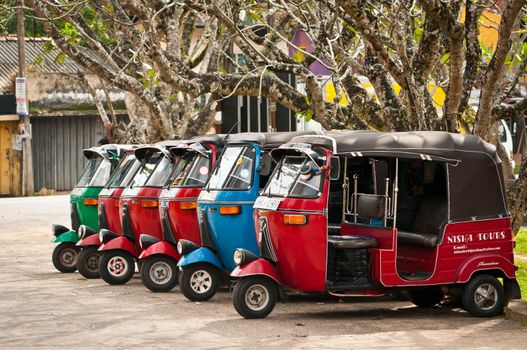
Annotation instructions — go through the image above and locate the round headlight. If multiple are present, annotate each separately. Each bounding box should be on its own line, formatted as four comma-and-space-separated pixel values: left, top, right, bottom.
177, 240, 183, 255
79, 226, 86, 239
233, 249, 243, 266
98, 231, 104, 244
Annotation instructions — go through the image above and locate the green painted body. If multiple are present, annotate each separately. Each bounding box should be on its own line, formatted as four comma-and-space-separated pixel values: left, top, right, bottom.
71, 186, 103, 231
51, 230, 80, 243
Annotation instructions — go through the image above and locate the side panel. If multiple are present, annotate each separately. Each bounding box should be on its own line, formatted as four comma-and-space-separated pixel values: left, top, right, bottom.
51, 230, 80, 243
99, 187, 124, 234
177, 247, 223, 271
120, 187, 163, 243
231, 259, 282, 285
139, 241, 180, 260
456, 254, 516, 282
72, 187, 102, 231
98, 236, 139, 256
161, 187, 202, 245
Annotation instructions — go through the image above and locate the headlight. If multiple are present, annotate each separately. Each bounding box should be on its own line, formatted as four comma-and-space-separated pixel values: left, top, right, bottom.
98, 230, 104, 244
233, 249, 243, 266
177, 240, 183, 255
79, 225, 86, 239
177, 239, 199, 255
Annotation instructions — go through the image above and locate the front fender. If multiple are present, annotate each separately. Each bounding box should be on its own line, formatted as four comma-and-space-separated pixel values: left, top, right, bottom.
456, 254, 516, 283
177, 247, 222, 271
139, 241, 180, 260
51, 230, 79, 244
98, 236, 139, 256
231, 258, 282, 285
76, 233, 101, 247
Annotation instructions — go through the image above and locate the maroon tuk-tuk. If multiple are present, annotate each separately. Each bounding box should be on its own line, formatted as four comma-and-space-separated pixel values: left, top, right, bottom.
231, 131, 521, 318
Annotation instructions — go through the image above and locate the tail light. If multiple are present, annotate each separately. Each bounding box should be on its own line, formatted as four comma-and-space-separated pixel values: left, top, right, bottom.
141, 200, 159, 208
180, 202, 197, 210
219, 206, 240, 215
283, 214, 307, 225
83, 198, 98, 206
114, 200, 120, 208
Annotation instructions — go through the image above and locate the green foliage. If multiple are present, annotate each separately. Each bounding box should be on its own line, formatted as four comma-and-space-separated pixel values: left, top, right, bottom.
516, 227, 527, 255
515, 258, 527, 300
0, 1, 46, 37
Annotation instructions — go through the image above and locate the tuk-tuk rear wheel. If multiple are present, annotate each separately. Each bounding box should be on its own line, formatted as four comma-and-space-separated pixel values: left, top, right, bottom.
462, 274, 506, 317
52, 242, 80, 273
407, 287, 444, 308
140, 256, 178, 293
233, 276, 277, 319
179, 264, 220, 301
76, 246, 101, 279
99, 250, 135, 285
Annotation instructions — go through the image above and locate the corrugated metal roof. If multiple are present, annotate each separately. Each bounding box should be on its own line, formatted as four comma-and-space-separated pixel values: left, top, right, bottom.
0, 39, 80, 94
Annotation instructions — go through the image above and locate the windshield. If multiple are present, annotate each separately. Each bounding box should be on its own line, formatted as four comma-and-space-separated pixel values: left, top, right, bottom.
89, 158, 115, 187
76, 158, 102, 187
264, 155, 322, 198
106, 154, 139, 188
145, 156, 173, 187
129, 153, 163, 188
171, 152, 210, 188
207, 146, 255, 190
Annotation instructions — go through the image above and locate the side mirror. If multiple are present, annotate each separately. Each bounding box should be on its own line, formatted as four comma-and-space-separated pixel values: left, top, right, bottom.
259, 153, 273, 176
329, 156, 340, 181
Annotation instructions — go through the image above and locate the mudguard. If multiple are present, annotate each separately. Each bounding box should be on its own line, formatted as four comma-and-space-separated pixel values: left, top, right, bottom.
231, 258, 282, 285
51, 230, 80, 244
76, 233, 102, 247
456, 254, 516, 283
139, 241, 180, 260
98, 236, 139, 257
177, 247, 222, 270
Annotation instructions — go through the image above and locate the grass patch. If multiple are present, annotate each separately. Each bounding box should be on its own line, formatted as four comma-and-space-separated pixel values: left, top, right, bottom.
516, 227, 527, 255
515, 259, 527, 300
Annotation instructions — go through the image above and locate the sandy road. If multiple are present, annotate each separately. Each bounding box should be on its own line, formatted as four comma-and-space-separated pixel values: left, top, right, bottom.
0, 195, 525, 349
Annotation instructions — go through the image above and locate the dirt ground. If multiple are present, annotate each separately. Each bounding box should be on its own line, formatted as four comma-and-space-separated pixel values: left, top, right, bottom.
0, 195, 526, 349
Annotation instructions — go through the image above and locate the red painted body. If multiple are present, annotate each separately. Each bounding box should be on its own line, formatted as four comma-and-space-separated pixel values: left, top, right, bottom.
231, 258, 282, 284
76, 233, 101, 247
235, 148, 517, 297
138, 239, 179, 260
99, 236, 139, 256
99, 187, 125, 234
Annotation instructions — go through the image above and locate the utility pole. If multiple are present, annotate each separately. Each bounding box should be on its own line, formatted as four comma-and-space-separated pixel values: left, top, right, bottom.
16, 0, 34, 196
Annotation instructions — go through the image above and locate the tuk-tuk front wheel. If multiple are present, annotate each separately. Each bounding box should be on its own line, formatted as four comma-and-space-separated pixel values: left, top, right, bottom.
76, 246, 101, 279
52, 242, 80, 273
233, 276, 277, 319
407, 287, 444, 308
99, 250, 135, 285
140, 256, 178, 293
462, 274, 506, 317
179, 264, 220, 301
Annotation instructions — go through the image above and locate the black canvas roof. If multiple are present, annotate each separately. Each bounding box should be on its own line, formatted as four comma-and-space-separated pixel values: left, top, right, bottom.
82, 144, 133, 159
226, 131, 322, 148
190, 134, 224, 146
134, 140, 187, 160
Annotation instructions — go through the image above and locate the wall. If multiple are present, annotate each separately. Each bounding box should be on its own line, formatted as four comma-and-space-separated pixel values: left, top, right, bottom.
0, 118, 21, 196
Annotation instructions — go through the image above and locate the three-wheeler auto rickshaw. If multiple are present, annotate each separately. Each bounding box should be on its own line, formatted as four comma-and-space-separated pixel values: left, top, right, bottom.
177, 132, 317, 301
138, 135, 222, 292
231, 131, 521, 319
98, 141, 184, 285
75, 146, 142, 279
51, 144, 125, 273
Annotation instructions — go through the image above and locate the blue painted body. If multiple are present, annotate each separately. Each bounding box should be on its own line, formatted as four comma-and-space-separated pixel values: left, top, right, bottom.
178, 144, 262, 273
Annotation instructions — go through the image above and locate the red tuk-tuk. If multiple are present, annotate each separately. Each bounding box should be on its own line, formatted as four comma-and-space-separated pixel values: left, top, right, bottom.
98, 141, 184, 285
231, 131, 521, 318
75, 146, 142, 279
138, 135, 222, 292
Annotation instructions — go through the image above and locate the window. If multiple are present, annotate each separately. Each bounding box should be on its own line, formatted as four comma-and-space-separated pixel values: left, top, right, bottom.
264, 155, 322, 198
171, 153, 210, 188
207, 146, 255, 190
89, 159, 114, 187
76, 158, 102, 187
129, 153, 162, 188
106, 155, 138, 188
145, 156, 173, 187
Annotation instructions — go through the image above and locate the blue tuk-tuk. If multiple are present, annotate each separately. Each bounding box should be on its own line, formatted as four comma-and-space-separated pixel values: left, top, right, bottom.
176, 132, 317, 301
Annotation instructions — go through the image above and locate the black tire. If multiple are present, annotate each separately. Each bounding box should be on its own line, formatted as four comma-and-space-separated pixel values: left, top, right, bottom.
179, 264, 220, 301
99, 250, 135, 285
233, 276, 278, 319
462, 274, 506, 317
76, 246, 101, 279
140, 256, 178, 293
407, 287, 444, 308
52, 242, 80, 273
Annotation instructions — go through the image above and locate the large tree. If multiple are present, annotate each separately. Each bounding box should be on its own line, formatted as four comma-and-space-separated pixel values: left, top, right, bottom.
4, 0, 527, 230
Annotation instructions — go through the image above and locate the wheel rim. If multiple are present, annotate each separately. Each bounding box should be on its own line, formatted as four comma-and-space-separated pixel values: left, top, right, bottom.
190, 269, 212, 294
107, 256, 129, 277
60, 248, 77, 267
474, 283, 499, 311
86, 253, 100, 272
149, 261, 172, 284
244, 284, 270, 311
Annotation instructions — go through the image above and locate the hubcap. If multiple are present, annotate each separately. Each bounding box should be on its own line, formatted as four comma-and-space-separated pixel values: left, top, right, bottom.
149, 261, 172, 284
60, 248, 77, 267
107, 256, 129, 277
190, 270, 212, 294
86, 253, 100, 272
474, 283, 499, 311
245, 284, 269, 311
